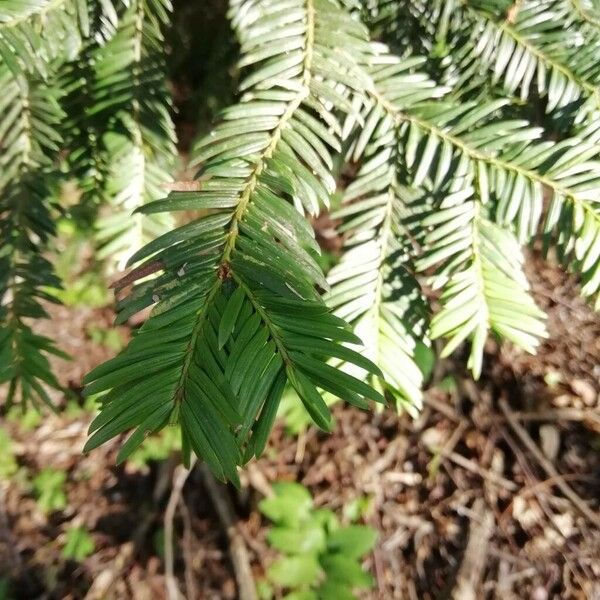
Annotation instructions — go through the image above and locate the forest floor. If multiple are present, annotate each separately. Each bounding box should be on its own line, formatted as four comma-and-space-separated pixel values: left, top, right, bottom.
0, 251, 599, 600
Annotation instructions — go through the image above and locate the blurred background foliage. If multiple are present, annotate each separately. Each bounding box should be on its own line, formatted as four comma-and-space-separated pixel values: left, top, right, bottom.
167, 0, 239, 151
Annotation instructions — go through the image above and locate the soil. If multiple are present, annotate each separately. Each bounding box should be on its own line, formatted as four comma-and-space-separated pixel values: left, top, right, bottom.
0, 253, 599, 600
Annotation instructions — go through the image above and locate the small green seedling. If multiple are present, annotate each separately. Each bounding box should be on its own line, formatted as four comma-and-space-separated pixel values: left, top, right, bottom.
33, 468, 67, 513
6, 407, 42, 431
259, 482, 377, 600
0, 428, 18, 479
62, 525, 95, 561
86, 325, 125, 352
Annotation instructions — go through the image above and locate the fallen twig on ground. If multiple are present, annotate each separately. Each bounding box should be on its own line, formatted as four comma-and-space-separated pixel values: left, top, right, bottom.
452, 498, 495, 600
508, 408, 599, 423
423, 394, 465, 423
246, 463, 273, 498
200, 464, 258, 600
179, 494, 200, 600
499, 399, 600, 527
164, 456, 197, 600
430, 447, 518, 492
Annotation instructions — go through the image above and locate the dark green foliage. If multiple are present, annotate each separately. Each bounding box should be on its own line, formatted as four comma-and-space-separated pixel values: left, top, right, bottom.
85, 0, 385, 482
0, 66, 68, 407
